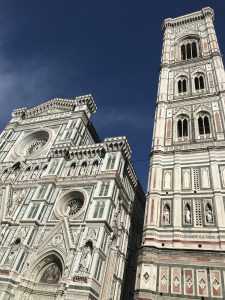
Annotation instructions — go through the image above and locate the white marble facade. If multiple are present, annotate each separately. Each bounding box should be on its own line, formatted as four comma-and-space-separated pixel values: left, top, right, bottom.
0, 95, 145, 299
135, 7, 225, 300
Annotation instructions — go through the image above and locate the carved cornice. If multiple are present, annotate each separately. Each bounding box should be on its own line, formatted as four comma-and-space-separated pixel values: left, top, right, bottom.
104, 136, 132, 159
160, 52, 222, 70
12, 94, 97, 119
162, 7, 214, 30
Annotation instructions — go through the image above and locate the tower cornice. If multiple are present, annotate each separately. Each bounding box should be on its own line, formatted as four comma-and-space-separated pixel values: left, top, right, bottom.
162, 7, 214, 30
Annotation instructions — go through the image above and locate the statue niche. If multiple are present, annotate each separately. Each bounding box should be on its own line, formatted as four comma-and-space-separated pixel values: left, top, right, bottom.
79, 240, 93, 273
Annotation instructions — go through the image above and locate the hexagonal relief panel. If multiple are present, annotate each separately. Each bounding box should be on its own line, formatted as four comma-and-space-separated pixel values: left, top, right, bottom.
15, 130, 51, 158
54, 190, 86, 220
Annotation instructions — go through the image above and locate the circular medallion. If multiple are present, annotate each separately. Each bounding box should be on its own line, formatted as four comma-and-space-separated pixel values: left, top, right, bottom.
51, 234, 63, 246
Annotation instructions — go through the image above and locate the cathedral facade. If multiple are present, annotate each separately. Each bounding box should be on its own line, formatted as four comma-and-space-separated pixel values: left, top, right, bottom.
0, 95, 145, 299
135, 7, 225, 300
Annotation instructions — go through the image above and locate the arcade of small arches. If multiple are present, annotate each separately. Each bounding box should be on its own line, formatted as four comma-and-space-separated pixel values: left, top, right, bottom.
67, 160, 99, 177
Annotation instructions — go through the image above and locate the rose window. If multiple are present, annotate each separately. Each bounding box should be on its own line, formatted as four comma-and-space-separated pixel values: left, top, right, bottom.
15, 130, 50, 157
65, 198, 84, 216
26, 140, 47, 155
54, 190, 86, 219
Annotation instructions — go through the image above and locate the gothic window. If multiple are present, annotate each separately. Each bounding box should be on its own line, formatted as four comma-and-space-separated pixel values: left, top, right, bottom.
194, 75, 205, 90
49, 160, 59, 174
177, 78, 187, 93
177, 118, 188, 137
15, 251, 27, 272
93, 202, 105, 218
180, 41, 198, 60
28, 203, 39, 219
99, 182, 110, 196
94, 257, 104, 281
106, 155, 116, 170
198, 115, 211, 135
37, 185, 48, 199
0, 141, 6, 150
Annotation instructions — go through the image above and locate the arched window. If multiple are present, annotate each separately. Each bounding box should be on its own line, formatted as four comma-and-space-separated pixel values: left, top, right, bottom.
186, 43, 191, 59
180, 41, 198, 60
192, 41, 197, 58
194, 75, 205, 90
181, 44, 186, 60
177, 78, 187, 94
177, 117, 188, 138
198, 115, 211, 135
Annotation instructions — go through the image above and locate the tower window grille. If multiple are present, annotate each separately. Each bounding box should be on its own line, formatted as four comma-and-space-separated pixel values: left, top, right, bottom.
177, 118, 188, 138
181, 41, 198, 60
195, 75, 205, 90
198, 115, 210, 135
99, 182, 110, 196
178, 78, 187, 93
194, 200, 202, 226
192, 169, 200, 190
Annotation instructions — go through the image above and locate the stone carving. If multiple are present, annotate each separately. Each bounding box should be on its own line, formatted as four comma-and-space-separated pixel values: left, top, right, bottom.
26, 140, 47, 156
163, 205, 170, 225
65, 199, 83, 216
184, 204, 191, 224
205, 203, 213, 223
79, 241, 93, 273
67, 163, 76, 176
52, 234, 63, 246
15, 227, 28, 242
6, 189, 26, 217
5, 238, 21, 266
79, 163, 87, 176
91, 162, 98, 175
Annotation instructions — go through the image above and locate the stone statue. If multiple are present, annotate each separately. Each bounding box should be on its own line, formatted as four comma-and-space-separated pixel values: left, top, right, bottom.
206, 207, 213, 223
91, 163, 98, 175
79, 243, 92, 272
184, 205, 191, 223
6, 189, 25, 217
163, 207, 170, 224
68, 164, 76, 176
79, 164, 87, 176
6, 250, 17, 265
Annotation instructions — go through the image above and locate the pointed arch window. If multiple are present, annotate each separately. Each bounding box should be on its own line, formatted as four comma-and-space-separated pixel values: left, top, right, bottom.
180, 41, 198, 60
178, 78, 187, 94
194, 75, 205, 90
198, 115, 211, 135
177, 117, 189, 138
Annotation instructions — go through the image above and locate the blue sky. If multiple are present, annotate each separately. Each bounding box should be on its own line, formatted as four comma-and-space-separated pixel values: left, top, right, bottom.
0, 1, 225, 191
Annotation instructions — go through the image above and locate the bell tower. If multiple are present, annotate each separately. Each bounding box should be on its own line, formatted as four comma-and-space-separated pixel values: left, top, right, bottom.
135, 7, 225, 299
